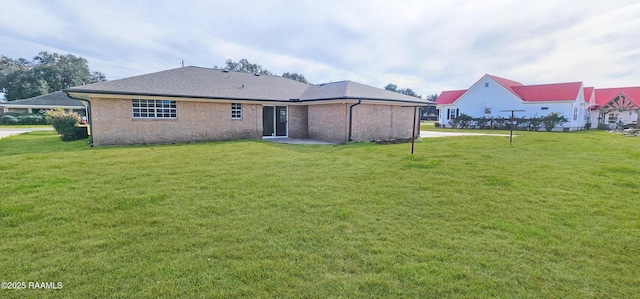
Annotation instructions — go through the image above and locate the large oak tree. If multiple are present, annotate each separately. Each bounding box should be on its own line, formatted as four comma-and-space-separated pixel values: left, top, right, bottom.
0, 51, 106, 101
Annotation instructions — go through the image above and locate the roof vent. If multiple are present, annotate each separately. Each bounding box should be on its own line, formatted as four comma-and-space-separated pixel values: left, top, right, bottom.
241, 84, 245, 89
254, 73, 260, 76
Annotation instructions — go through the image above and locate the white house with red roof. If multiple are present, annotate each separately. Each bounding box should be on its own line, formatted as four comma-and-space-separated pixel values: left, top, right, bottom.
436, 74, 588, 131
436, 74, 640, 131
588, 87, 640, 129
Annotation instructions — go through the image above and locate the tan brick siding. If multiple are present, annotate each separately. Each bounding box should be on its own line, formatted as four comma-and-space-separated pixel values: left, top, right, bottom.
287, 105, 308, 138
352, 105, 416, 141
308, 103, 349, 143
307, 103, 417, 143
90, 98, 262, 146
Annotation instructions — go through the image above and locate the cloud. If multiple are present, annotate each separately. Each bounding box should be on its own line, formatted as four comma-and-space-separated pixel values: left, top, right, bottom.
0, 0, 638, 96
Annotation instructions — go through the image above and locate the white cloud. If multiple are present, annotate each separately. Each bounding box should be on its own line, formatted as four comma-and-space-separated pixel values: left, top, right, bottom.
0, 0, 638, 95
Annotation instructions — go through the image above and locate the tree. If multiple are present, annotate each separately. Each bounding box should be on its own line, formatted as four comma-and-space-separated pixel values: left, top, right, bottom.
90, 71, 107, 83
384, 83, 421, 98
0, 51, 107, 101
214, 58, 273, 75
384, 83, 398, 92
282, 72, 309, 84
215, 58, 311, 83
542, 112, 568, 132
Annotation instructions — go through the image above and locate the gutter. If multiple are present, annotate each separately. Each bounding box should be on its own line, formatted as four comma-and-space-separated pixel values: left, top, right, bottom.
65, 92, 93, 147
348, 99, 362, 142
65, 89, 431, 106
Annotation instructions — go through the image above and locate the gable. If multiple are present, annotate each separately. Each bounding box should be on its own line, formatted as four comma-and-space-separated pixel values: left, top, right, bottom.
584, 87, 595, 104
594, 87, 640, 110
438, 74, 587, 107
455, 75, 524, 107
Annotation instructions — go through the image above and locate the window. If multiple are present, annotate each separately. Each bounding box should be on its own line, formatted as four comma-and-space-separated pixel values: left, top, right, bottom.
231, 103, 242, 119
7, 108, 28, 114
573, 107, 578, 121
447, 108, 459, 120
484, 107, 491, 114
132, 99, 177, 119
541, 107, 549, 110
485, 82, 489, 87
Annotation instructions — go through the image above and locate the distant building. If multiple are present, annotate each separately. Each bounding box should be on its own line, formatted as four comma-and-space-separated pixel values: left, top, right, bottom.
590, 87, 640, 129
0, 91, 86, 115
436, 74, 639, 130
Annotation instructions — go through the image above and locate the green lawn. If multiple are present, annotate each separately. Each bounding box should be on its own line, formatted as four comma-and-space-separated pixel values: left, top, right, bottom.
1, 130, 638, 297
0, 124, 52, 129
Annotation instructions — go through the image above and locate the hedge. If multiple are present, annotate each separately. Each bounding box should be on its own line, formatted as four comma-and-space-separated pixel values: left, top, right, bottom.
0, 113, 47, 125
447, 112, 570, 132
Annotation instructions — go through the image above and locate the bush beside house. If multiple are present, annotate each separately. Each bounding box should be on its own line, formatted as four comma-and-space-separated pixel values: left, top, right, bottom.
45, 108, 85, 141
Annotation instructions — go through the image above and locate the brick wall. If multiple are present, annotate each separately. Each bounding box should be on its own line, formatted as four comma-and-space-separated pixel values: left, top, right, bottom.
308, 103, 417, 143
308, 103, 349, 143
288, 105, 308, 138
352, 104, 416, 141
90, 97, 262, 146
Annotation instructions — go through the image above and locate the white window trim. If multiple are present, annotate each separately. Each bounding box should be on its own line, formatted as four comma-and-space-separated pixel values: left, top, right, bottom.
132, 99, 177, 119
231, 103, 242, 119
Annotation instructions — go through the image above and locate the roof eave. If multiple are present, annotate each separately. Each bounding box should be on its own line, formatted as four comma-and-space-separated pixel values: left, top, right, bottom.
65, 90, 430, 106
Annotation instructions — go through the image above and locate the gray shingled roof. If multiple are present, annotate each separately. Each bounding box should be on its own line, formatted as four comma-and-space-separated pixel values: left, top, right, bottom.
300, 81, 425, 103
66, 66, 427, 104
67, 66, 310, 101
6, 91, 84, 107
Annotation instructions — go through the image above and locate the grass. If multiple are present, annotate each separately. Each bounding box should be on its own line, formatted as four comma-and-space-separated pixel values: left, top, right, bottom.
1, 130, 639, 297
0, 124, 52, 129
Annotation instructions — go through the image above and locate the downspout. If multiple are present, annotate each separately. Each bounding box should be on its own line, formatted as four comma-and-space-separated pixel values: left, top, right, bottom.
348, 99, 361, 142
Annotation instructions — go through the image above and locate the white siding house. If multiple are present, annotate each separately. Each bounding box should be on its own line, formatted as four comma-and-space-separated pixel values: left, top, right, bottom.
588, 87, 640, 129
436, 74, 595, 131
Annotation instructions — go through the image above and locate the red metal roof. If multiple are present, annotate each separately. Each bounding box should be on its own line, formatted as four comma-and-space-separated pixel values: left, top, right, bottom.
437, 75, 640, 106
435, 89, 466, 104
584, 87, 595, 104
511, 82, 582, 102
438, 75, 580, 104
593, 87, 640, 109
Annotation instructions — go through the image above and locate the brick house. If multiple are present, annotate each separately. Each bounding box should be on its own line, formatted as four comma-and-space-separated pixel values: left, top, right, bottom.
65, 66, 427, 146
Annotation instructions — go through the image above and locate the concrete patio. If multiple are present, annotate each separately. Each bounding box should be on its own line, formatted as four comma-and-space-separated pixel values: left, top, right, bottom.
263, 138, 337, 145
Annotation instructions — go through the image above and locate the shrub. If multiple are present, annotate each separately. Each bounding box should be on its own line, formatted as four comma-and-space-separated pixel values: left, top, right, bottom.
527, 115, 543, 131
45, 108, 81, 141
542, 112, 568, 132
456, 114, 474, 129
18, 114, 47, 125
0, 115, 19, 125
447, 113, 570, 131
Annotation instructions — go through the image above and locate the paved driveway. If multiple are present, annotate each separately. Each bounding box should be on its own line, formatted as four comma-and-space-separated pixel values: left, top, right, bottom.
0, 128, 54, 139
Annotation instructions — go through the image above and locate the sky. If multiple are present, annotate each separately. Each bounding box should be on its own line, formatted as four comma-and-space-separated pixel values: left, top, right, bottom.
1, 0, 639, 98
